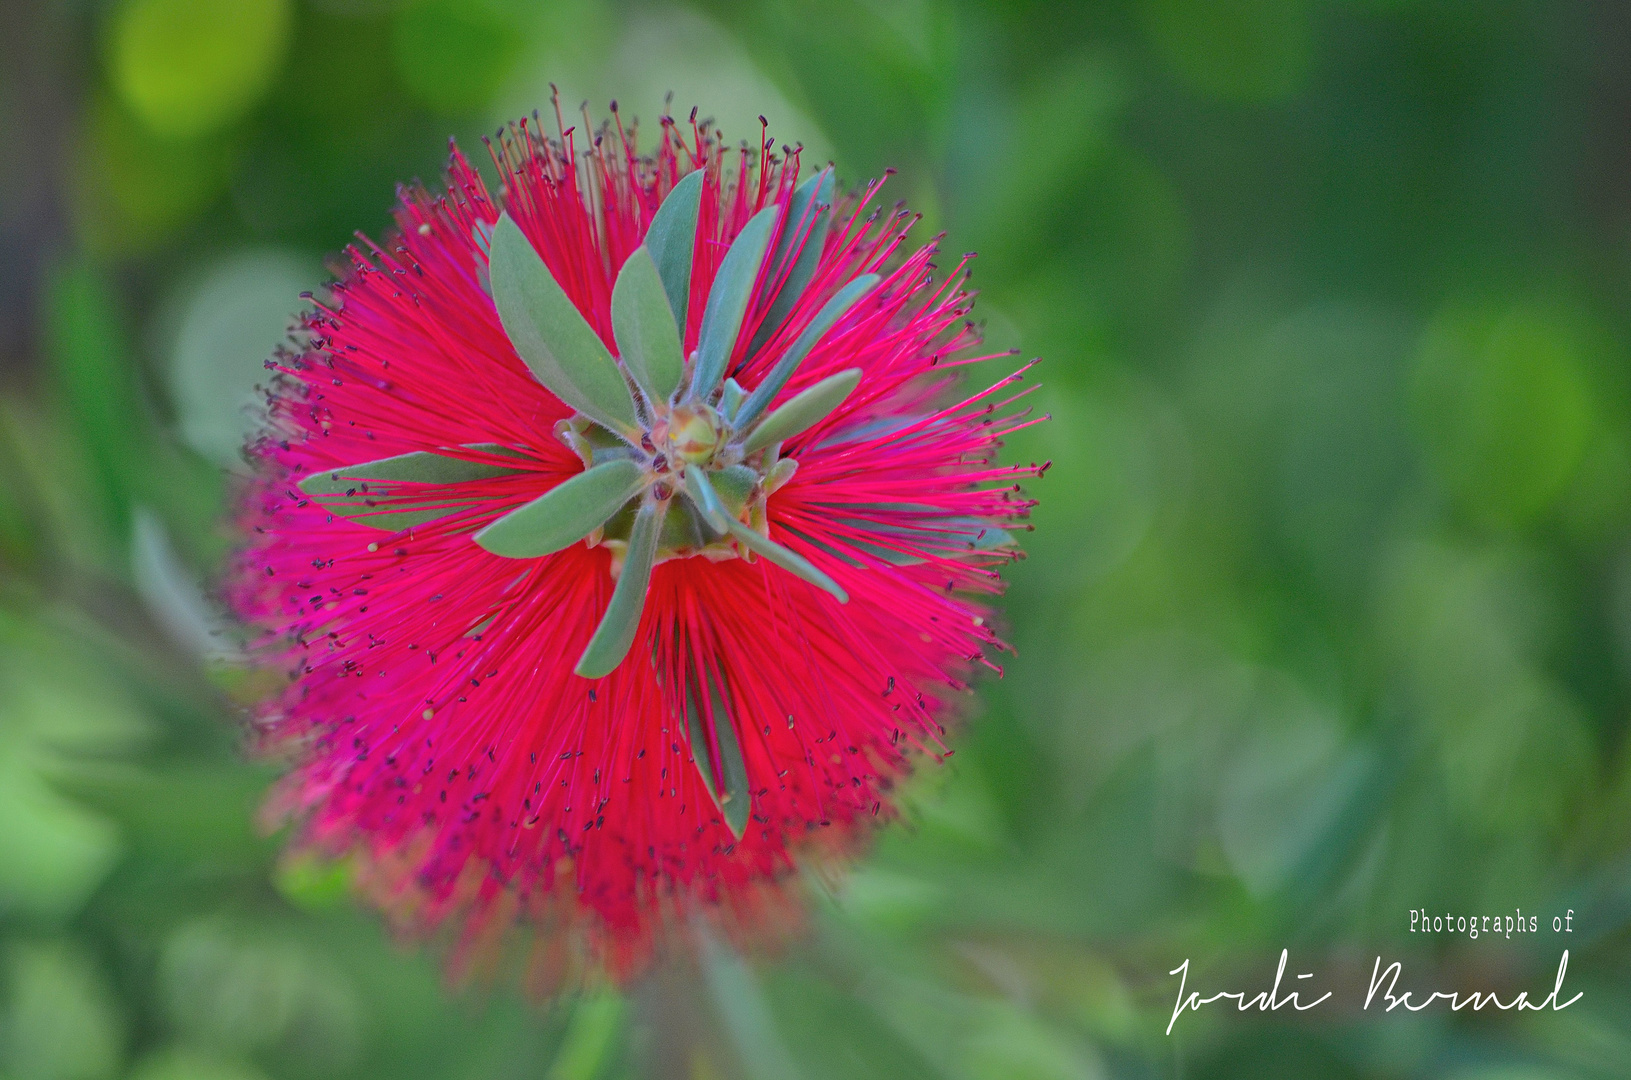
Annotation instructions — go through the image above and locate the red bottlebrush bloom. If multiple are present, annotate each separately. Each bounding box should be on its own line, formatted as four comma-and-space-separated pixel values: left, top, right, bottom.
232, 104, 1043, 984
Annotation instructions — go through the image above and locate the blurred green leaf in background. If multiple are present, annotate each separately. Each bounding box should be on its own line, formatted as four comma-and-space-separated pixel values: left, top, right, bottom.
2, 0, 1631, 1077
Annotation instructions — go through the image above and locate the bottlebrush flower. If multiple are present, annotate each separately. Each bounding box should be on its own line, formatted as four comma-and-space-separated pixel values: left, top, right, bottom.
232, 104, 1043, 985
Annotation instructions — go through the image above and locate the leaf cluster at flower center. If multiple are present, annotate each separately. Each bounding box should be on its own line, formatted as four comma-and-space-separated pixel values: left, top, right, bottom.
551, 389, 798, 575
300, 167, 874, 679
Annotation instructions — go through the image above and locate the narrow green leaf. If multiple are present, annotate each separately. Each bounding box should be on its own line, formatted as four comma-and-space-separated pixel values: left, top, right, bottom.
734, 274, 877, 430
644, 170, 704, 332
686, 681, 719, 799
690, 206, 779, 399
837, 514, 1017, 550
472, 459, 646, 558
302, 501, 478, 531
719, 377, 746, 421
686, 671, 751, 838
575, 498, 664, 678
746, 167, 834, 358
610, 246, 684, 405
683, 466, 729, 532
724, 517, 848, 603
710, 465, 758, 516
763, 457, 798, 495
563, 419, 644, 467
740, 368, 861, 455
488, 213, 638, 435
775, 521, 868, 568
298, 445, 526, 530
835, 520, 1017, 566
711, 674, 752, 838
298, 445, 524, 495
970, 523, 1018, 551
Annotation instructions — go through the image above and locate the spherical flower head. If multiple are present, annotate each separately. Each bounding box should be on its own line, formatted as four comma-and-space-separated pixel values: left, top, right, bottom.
231, 102, 1044, 987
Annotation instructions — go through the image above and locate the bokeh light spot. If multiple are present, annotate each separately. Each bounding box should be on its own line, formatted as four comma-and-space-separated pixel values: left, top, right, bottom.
164, 249, 314, 470
109, 0, 293, 140
1413, 300, 1597, 529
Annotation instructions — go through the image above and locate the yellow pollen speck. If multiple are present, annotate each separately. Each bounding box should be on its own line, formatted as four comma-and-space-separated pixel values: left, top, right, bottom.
418, 222, 432, 235
422, 709, 434, 720
830, 753, 842, 764
367, 542, 378, 552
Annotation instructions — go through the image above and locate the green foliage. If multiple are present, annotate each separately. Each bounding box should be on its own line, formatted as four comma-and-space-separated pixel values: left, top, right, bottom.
108, 0, 293, 139
474, 460, 647, 558
739, 368, 861, 454
736, 274, 879, 429
1141, 0, 1314, 101
610, 247, 686, 404
390, 0, 526, 116
1413, 300, 1601, 529
575, 499, 662, 678
642, 169, 705, 337
746, 168, 835, 358
1, 941, 125, 1080
490, 213, 640, 436
692, 206, 778, 397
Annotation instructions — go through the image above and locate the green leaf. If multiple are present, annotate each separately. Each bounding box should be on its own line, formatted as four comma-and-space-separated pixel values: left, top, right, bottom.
746, 167, 835, 358
774, 521, 866, 568
710, 465, 758, 516
298, 445, 526, 529
308, 502, 477, 531
720, 377, 746, 421
683, 466, 729, 532
968, 523, 1018, 552
724, 517, 848, 603
575, 497, 663, 678
659, 494, 712, 550
740, 368, 862, 455
644, 170, 704, 333
110, 0, 292, 140
734, 274, 877, 430
763, 456, 798, 494
691, 206, 779, 399
611, 246, 685, 405
45, 260, 144, 533
472, 459, 646, 558
565, 418, 644, 467
686, 670, 752, 838
713, 674, 752, 839
297, 445, 524, 495
488, 213, 638, 435
819, 516, 1018, 566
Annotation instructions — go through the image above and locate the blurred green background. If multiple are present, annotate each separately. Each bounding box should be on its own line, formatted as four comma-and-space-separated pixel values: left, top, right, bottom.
4, 0, 1631, 1077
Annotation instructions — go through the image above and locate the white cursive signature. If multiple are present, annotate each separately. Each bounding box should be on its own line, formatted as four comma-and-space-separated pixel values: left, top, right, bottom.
1166, 950, 1583, 1034
1364, 950, 1582, 1013
1167, 950, 1331, 1035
